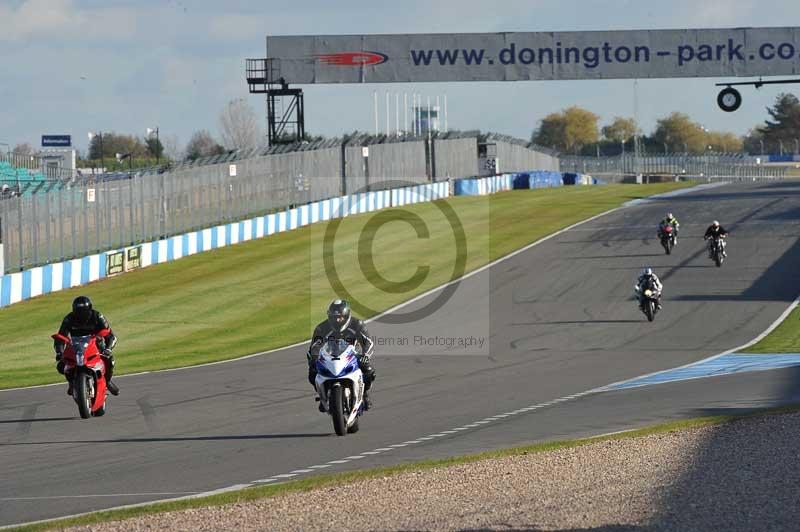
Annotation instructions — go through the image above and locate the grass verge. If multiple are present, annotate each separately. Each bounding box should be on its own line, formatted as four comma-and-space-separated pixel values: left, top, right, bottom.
746, 302, 800, 353
0, 183, 690, 389
9, 404, 800, 532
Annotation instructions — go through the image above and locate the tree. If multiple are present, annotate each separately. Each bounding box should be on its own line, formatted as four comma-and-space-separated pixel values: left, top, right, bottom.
652, 112, 707, 153
219, 98, 262, 151
742, 128, 766, 154
601, 117, 639, 143
532, 106, 599, 153
760, 93, 800, 153
161, 134, 182, 161
145, 137, 164, 160
185, 130, 226, 160
12, 143, 34, 157
532, 112, 566, 150
705, 131, 743, 153
562, 107, 600, 153
88, 132, 148, 160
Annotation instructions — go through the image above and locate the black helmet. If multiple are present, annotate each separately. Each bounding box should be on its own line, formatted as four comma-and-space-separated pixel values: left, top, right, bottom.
72, 296, 93, 324
327, 299, 351, 333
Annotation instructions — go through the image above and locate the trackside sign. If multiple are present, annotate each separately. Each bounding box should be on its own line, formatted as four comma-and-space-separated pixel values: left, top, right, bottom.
266, 27, 800, 83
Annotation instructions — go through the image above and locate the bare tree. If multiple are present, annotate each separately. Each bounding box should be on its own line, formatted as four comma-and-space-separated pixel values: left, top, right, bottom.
12, 143, 35, 157
218, 97, 261, 151
185, 130, 225, 160
161, 134, 182, 161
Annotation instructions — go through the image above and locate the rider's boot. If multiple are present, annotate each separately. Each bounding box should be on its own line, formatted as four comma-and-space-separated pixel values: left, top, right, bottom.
363, 390, 372, 411
106, 378, 120, 396
103, 355, 120, 396
63, 372, 73, 396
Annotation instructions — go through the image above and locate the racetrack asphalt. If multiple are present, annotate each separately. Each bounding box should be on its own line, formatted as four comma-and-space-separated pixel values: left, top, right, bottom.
2, 180, 799, 527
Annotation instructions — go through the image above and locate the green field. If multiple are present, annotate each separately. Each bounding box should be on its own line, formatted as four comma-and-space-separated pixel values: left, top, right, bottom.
747, 305, 800, 353
0, 183, 691, 390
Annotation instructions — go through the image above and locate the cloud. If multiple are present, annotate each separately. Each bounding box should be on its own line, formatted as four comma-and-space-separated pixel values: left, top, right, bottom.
0, 0, 138, 42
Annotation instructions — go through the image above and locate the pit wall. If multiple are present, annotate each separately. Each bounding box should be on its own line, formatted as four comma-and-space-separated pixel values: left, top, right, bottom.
0, 182, 448, 308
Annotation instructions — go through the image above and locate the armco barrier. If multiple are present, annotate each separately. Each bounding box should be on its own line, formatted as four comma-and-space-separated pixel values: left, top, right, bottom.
0, 182, 448, 308
453, 174, 514, 196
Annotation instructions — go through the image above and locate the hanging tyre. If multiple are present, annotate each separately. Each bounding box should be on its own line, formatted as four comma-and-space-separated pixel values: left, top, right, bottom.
717, 87, 742, 112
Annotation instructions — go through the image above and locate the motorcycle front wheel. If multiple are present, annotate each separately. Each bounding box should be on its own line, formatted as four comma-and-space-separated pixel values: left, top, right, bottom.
645, 301, 655, 322
74, 373, 93, 419
329, 386, 347, 436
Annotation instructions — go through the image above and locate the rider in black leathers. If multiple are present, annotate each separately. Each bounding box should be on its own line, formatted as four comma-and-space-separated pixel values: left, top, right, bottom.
704, 221, 729, 258
54, 296, 120, 396
307, 299, 376, 410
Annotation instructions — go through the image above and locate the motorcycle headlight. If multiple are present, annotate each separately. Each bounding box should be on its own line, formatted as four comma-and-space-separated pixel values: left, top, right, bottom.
644, 289, 652, 297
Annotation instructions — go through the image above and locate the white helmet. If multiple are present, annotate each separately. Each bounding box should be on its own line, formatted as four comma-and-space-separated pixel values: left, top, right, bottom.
712, 220, 720, 227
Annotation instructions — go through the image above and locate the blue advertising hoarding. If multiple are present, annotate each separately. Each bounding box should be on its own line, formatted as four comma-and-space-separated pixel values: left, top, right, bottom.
41, 135, 72, 147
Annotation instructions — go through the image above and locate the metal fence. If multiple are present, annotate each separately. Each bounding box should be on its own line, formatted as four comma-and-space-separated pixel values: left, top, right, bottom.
0, 169, 312, 273
560, 153, 788, 179
0, 133, 558, 274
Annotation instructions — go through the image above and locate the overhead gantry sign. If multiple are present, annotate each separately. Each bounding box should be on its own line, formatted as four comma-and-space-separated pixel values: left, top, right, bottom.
248, 27, 800, 140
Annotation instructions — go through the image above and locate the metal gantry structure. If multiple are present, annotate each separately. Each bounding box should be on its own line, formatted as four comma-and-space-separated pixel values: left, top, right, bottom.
246, 58, 306, 145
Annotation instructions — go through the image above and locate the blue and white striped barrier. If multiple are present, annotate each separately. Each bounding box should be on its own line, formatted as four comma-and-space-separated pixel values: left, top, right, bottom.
0, 182, 449, 308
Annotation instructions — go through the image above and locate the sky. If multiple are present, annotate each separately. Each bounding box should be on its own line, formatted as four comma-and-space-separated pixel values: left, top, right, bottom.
1, 0, 799, 155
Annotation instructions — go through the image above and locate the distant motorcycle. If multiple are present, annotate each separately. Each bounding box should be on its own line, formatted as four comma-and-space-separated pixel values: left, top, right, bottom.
658, 224, 676, 255
51, 331, 111, 418
634, 283, 661, 322
314, 339, 366, 436
708, 235, 727, 267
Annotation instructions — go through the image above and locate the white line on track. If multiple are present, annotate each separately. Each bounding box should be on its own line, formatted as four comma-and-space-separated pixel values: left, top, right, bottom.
0, 492, 201, 501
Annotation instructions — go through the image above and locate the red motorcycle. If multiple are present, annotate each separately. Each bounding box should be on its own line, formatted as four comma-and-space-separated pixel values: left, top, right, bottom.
51, 331, 112, 418
658, 224, 676, 255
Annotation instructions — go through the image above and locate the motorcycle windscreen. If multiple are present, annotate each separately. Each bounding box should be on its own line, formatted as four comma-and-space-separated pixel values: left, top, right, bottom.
71, 335, 93, 365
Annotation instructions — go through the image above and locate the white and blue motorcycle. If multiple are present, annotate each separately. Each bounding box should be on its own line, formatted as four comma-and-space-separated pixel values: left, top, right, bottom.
315, 339, 366, 436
